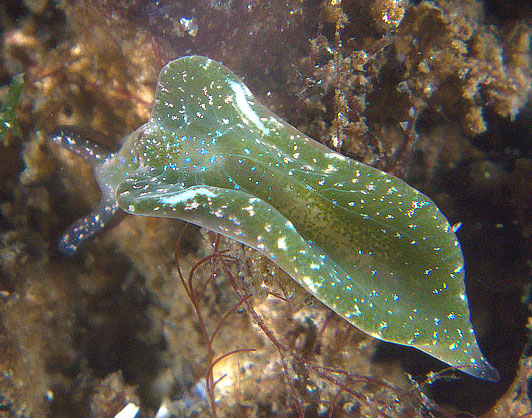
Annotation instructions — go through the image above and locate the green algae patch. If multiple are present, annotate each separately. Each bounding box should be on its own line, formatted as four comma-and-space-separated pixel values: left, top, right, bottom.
0, 73, 24, 144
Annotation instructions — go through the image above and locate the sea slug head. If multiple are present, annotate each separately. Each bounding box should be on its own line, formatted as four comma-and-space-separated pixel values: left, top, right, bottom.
49, 125, 147, 255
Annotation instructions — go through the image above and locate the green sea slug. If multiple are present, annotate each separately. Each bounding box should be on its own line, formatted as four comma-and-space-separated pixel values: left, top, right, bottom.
51, 56, 498, 381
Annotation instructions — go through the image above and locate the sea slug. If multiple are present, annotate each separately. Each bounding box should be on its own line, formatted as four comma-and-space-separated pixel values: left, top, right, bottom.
51, 56, 498, 381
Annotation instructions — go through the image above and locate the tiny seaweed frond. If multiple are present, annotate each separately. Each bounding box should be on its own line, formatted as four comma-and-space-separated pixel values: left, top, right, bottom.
174, 227, 256, 418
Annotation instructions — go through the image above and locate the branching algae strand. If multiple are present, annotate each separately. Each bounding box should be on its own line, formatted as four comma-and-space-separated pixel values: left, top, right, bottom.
51, 56, 499, 381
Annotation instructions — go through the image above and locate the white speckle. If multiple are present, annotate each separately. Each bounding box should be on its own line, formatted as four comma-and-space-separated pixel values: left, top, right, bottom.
301, 276, 322, 294
324, 164, 338, 174
242, 205, 255, 217
160, 187, 217, 205
352, 305, 361, 316
228, 80, 269, 133
277, 237, 287, 250
184, 201, 201, 210
324, 152, 346, 161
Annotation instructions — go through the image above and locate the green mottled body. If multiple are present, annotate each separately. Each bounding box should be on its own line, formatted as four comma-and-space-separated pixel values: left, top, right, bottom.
52, 56, 498, 381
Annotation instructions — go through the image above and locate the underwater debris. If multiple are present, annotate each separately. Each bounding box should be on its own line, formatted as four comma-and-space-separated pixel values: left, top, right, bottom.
369, 0, 409, 31
113, 403, 140, 418
393, 0, 532, 136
